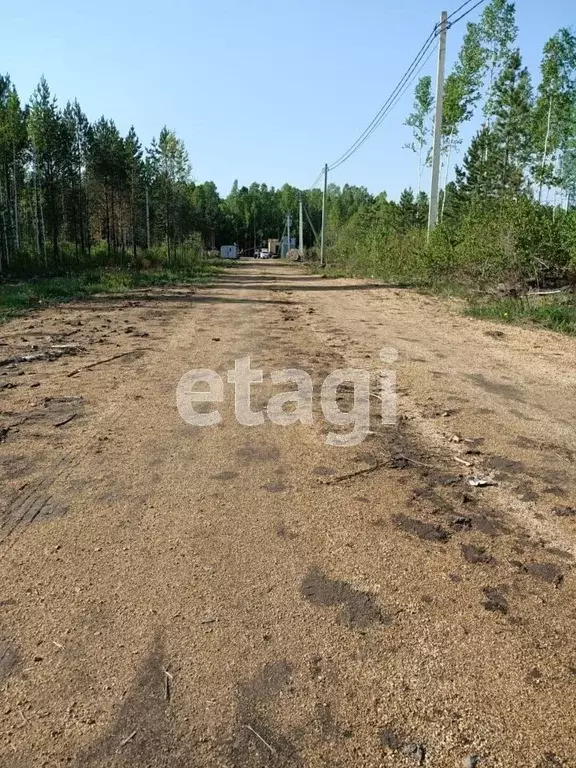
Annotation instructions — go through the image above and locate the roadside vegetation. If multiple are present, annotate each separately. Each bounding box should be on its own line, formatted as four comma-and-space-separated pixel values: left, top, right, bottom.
0, 258, 220, 325
315, 1, 576, 332
1, 0, 576, 333
467, 295, 576, 334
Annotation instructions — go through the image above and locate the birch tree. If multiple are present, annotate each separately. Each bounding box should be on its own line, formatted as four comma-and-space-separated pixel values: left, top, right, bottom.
404, 76, 434, 195
532, 28, 576, 202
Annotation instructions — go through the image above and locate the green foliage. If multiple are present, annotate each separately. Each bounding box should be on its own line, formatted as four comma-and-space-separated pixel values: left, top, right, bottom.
480, 0, 518, 120
532, 28, 576, 196
404, 76, 434, 191
468, 295, 576, 334
0, 257, 219, 324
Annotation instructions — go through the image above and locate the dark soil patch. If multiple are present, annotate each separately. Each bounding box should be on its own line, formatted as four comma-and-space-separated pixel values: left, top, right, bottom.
485, 455, 525, 473
482, 586, 509, 614
262, 482, 290, 493
236, 442, 281, 462
392, 514, 450, 542
466, 373, 524, 402
211, 471, 238, 481
380, 726, 426, 765
300, 567, 389, 629
312, 466, 336, 477
545, 547, 574, 561
275, 523, 298, 540
461, 544, 495, 565
524, 562, 564, 586
0, 640, 20, 680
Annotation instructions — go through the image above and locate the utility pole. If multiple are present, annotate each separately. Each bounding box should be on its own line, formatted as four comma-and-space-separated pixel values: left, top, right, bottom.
320, 163, 328, 267
298, 195, 304, 257
286, 213, 291, 257
427, 11, 448, 237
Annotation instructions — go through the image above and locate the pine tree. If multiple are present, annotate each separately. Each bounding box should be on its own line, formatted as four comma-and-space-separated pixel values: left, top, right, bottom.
28, 77, 65, 261
457, 126, 500, 199
125, 127, 143, 259
0, 75, 27, 267
491, 49, 533, 194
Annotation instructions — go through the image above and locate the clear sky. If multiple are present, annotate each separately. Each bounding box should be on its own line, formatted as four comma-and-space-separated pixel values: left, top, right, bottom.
4, 0, 574, 199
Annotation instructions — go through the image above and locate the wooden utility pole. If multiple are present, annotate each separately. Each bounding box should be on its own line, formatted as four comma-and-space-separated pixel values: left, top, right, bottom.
428, 11, 448, 237
320, 163, 328, 267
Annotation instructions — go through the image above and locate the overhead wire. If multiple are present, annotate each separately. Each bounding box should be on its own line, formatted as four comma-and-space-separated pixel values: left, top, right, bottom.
445, 0, 480, 22
447, 0, 487, 27
324, 0, 488, 174
309, 168, 324, 190
329, 37, 440, 171
327, 27, 440, 171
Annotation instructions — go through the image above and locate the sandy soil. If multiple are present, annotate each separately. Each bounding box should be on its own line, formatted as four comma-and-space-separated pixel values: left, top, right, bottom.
1, 261, 576, 767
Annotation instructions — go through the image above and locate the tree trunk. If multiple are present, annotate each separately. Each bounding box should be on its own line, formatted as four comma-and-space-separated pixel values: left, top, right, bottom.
440, 129, 455, 222
145, 186, 151, 250
539, 96, 553, 204
131, 170, 137, 261
32, 161, 41, 260
105, 183, 111, 259
37, 167, 47, 266
12, 143, 19, 252
111, 186, 116, 254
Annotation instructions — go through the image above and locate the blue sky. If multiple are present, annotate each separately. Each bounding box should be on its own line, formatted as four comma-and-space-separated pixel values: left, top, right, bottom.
4, 0, 574, 199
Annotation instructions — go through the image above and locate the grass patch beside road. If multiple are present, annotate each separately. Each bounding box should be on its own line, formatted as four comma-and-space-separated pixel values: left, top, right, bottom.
0, 263, 221, 324
467, 295, 576, 335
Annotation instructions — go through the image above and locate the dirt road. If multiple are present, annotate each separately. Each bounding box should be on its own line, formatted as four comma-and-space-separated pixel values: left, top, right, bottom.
1, 261, 576, 767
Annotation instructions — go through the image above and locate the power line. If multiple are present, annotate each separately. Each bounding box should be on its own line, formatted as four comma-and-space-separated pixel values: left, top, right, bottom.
327, 28, 440, 172
329, 37, 439, 172
309, 168, 324, 189
447, 0, 487, 27
303, 0, 489, 192
322, 0, 488, 175
446, 0, 478, 22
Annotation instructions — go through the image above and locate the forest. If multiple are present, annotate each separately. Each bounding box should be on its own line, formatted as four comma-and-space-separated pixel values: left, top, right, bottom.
1, 0, 576, 313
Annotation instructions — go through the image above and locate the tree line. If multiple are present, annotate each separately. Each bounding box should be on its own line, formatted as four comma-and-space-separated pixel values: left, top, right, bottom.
0, 76, 337, 277
403, 0, 576, 210
2, 0, 575, 293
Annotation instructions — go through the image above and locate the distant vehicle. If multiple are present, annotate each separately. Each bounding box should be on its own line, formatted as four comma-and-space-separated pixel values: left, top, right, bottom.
220, 245, 238, 260
259, 249, 271, 259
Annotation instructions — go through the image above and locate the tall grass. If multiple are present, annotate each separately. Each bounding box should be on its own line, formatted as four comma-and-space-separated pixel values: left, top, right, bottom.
0, 257, 221, 324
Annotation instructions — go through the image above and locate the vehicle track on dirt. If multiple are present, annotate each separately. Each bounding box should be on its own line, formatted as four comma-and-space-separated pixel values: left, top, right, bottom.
1, 262, 575, 767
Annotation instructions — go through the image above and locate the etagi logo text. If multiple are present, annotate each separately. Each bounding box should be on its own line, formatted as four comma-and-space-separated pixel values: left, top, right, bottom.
176, 349, 397, 447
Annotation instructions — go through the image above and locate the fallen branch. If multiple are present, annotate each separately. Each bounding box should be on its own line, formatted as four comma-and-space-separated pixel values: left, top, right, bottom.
243, 725, 276, 755
526, 286, 571, 297
321, 462, 387, 484
67, 349, 152, 377
54, 414, 77, 428
0, 345, 82, 368
120, 730, 138, 747
396, 454, 438, 470
164, 669, 173, 702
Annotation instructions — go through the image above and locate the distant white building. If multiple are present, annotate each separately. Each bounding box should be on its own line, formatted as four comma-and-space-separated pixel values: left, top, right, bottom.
220, 245, 238, 259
